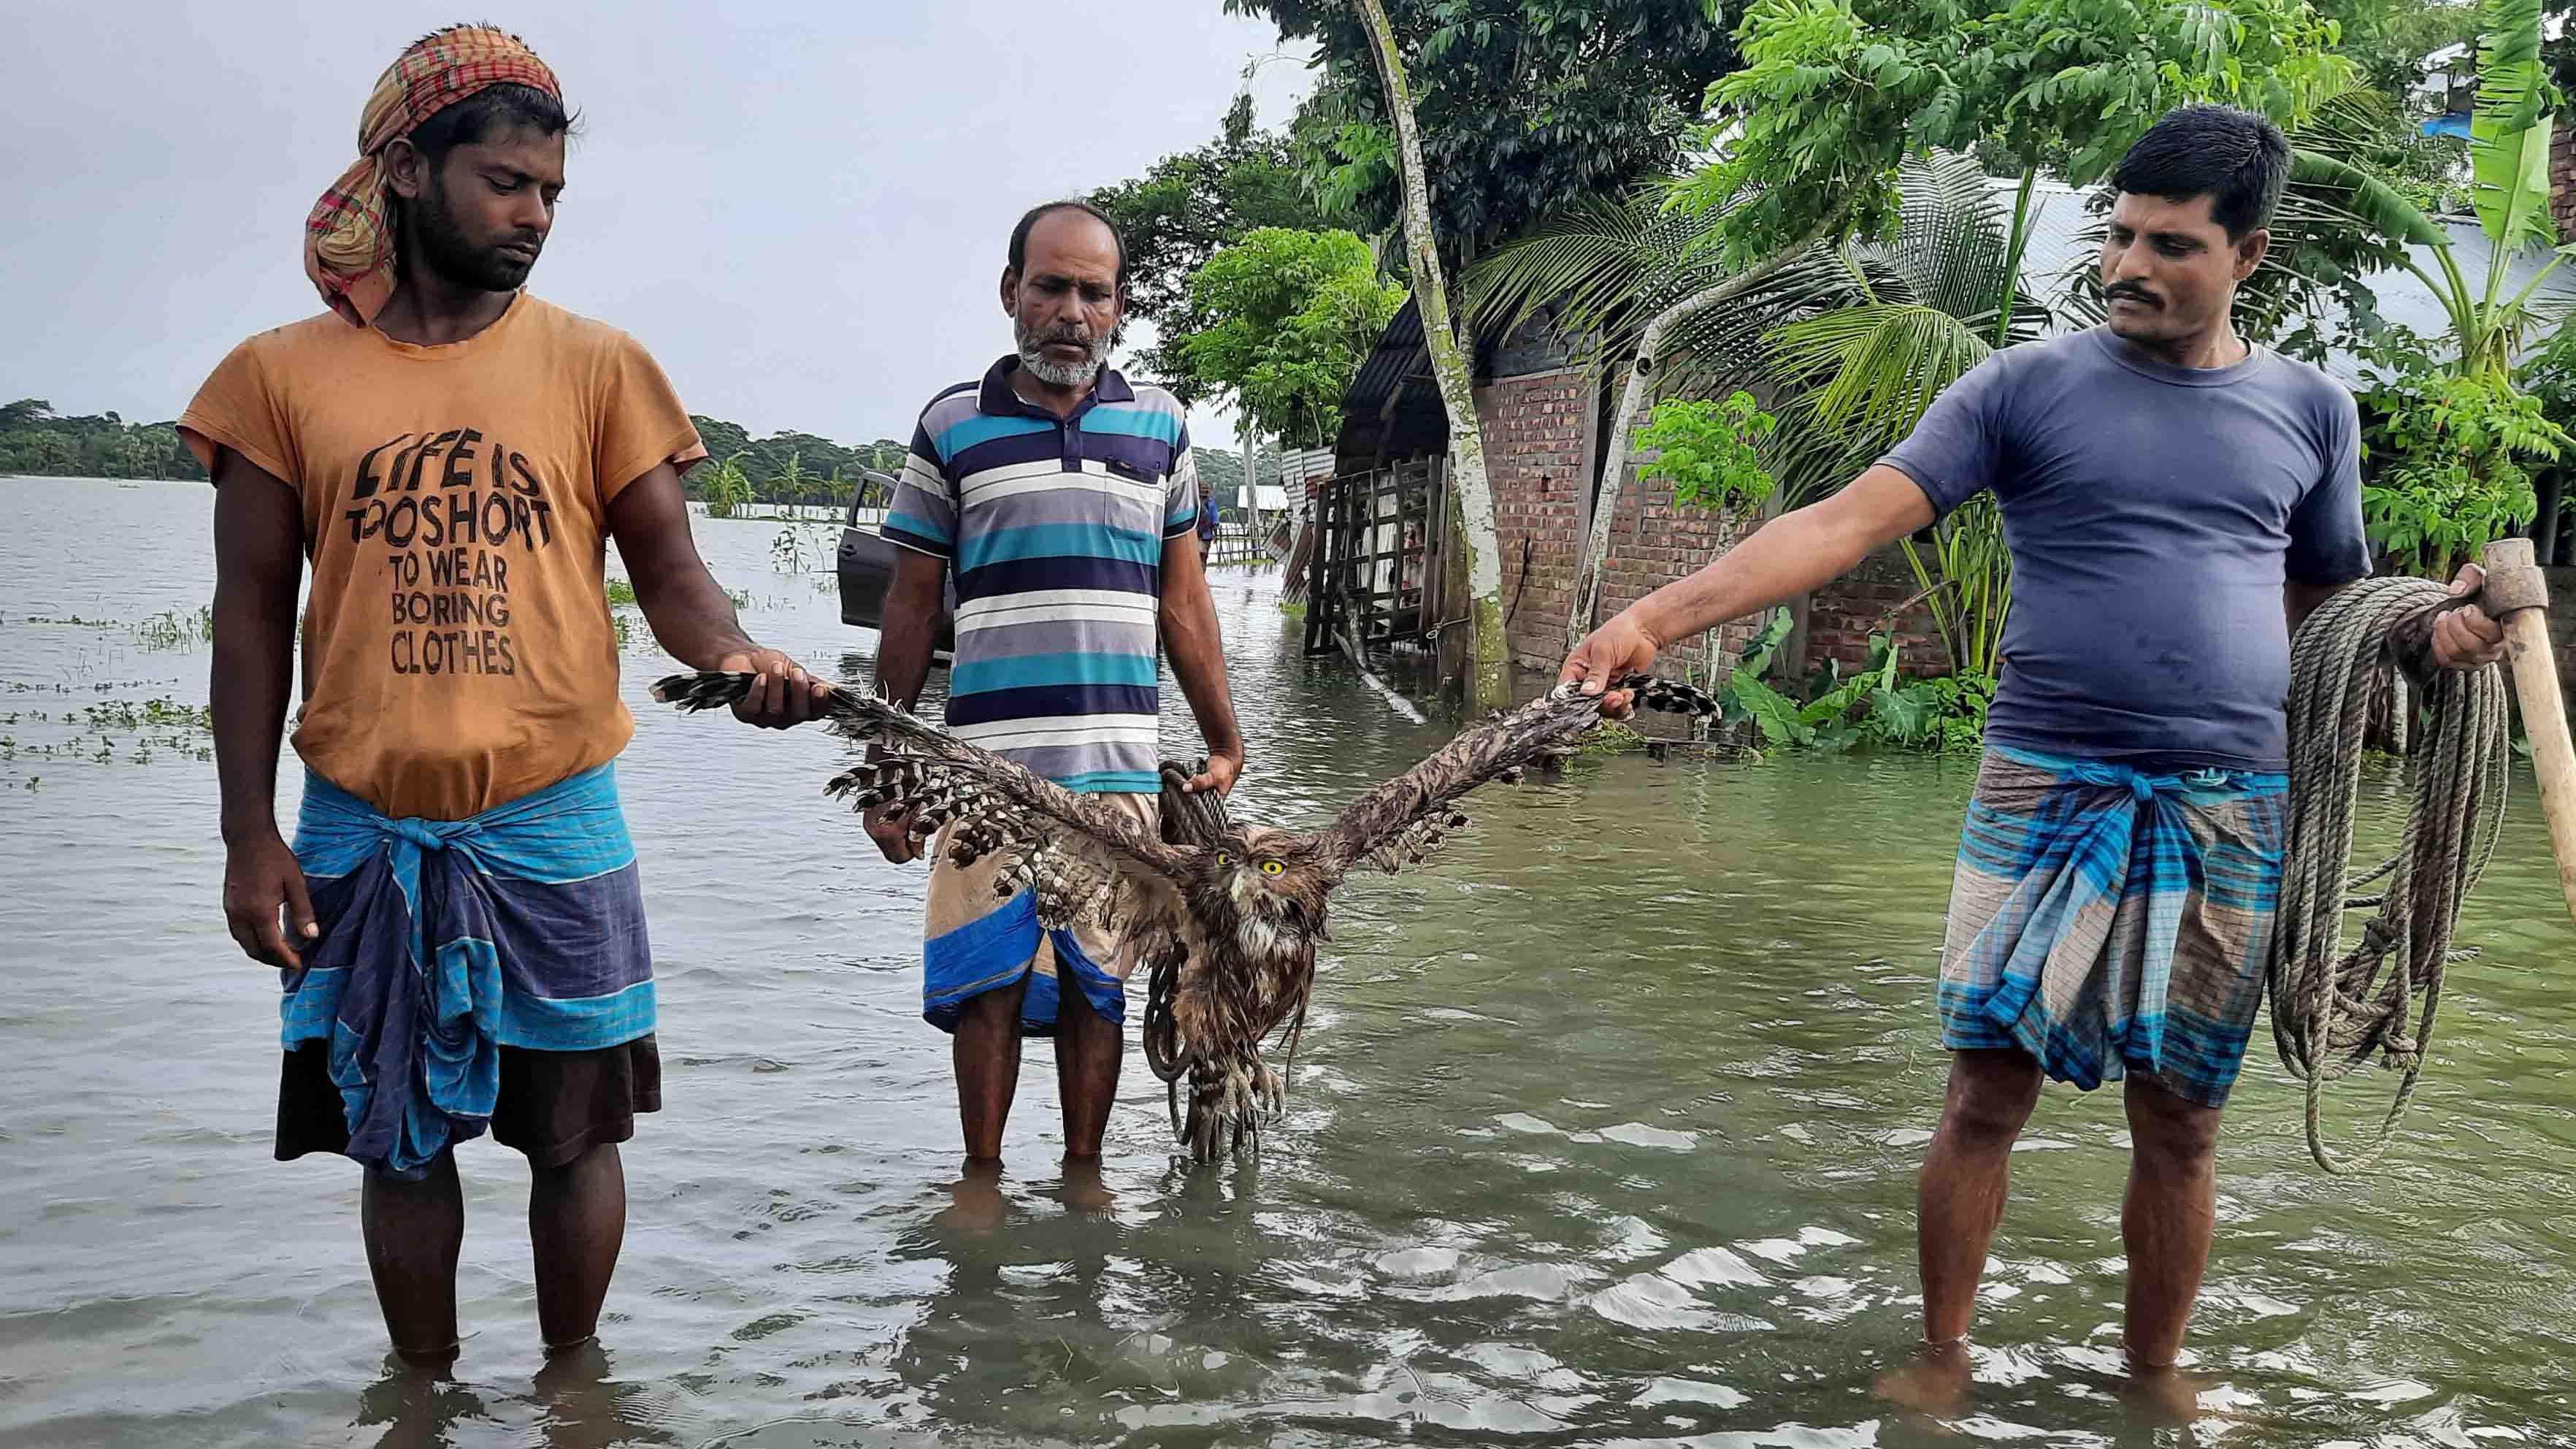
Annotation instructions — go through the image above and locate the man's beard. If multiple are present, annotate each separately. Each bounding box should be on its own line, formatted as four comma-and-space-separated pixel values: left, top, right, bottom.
1016, 316, 1113, 388
407, 180, 540, 294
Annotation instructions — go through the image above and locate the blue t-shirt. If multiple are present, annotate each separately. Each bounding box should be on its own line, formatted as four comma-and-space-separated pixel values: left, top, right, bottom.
1879, 327, 2370, 772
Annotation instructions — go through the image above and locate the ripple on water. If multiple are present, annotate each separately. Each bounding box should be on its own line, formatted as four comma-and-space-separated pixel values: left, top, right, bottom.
11, 483, 2576, 1445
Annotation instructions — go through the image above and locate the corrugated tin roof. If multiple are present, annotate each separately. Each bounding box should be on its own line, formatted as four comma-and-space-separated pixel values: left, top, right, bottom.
1343, 297, 1427, 418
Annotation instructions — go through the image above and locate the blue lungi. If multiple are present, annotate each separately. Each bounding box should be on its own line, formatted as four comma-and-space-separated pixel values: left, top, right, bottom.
285, 763, 654, 1177
1936, 746, 2288, 1108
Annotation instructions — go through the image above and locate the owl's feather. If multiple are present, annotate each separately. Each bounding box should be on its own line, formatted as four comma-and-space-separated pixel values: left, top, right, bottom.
652, 668, 1716, 1163
652, 671, 1194, 892
1311, 675, 1716, 879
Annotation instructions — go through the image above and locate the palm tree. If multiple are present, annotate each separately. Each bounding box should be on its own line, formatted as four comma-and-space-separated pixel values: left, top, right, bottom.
1469, 150, 2055, 673
699, 453, 755, 519
1473, 80, 2464, 658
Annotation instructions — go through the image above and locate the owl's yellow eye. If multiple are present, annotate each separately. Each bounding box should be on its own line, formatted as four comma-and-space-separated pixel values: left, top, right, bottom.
1214, 852, 1230, 866
1260, 860, 1285, 876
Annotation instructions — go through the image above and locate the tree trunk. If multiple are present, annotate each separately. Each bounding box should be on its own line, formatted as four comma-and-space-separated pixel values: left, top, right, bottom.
1356, 0, 1509, 711
1243, 430, 1260, 539
1563, 216, 1849, 653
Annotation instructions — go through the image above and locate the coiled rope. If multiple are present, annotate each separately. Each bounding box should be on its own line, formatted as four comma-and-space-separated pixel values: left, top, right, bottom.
2269, 576, 2512, 1173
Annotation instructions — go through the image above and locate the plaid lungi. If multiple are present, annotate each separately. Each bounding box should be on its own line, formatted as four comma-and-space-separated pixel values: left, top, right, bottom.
921, 792, 1158, 1036
1936, 745, 2288, 1108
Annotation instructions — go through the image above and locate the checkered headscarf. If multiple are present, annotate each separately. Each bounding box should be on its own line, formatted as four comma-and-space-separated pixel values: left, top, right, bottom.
304, 25, 561, 326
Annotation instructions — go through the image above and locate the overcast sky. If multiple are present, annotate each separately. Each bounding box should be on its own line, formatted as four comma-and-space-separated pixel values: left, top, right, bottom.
6, 1, 1316, 450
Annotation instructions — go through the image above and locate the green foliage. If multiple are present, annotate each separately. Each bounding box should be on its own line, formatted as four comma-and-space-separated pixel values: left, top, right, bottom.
1464, 182, 1742, 384
1707, 611, 1991, 752
771, 521, 837, 573
0, 400, 200, 480
2471, 0, 2558, 253
1088, 93, 1334, 405
1689, 0, 2353, 269
1636, 391, 1778, 516
1174, 229, 1405, 448
1195, 446, 1295, 504
2356, 330, 2566, 578
134, 606, 215, 649
1900, 494, 2014, 678
2331, 0, 2575, 383
686, 416, 905, 511
2323, 0, 2481, 99
2544, 0, 2576, 98
1230, 0, 1740, 265
698, 454, 756, 519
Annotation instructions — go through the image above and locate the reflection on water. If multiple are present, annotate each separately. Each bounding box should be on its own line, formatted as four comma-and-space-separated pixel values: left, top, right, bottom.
4, 478, 2576, 1446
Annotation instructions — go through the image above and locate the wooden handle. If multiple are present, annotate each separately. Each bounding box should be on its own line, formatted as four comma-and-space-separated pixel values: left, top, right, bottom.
2483, 539, 2576, 925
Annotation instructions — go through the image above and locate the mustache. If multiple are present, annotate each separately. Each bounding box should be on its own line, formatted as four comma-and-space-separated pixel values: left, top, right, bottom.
1033, 325, 1098, 347
2104, 282, 2160, 307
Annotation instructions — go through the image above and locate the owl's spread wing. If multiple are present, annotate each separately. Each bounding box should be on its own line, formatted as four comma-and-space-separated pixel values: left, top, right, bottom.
1011, 832, 1185, 938
1310, 675, 1718, 879
650, 671, 1197, 890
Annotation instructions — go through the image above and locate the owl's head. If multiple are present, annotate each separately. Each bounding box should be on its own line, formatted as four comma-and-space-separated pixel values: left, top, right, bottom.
1197, 825, 1330, 943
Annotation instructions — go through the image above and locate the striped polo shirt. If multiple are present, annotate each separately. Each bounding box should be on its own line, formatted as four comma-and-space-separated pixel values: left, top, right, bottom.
883, 357, 1200, 794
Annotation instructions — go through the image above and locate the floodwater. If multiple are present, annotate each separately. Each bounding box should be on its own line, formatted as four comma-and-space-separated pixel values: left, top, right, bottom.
4, 476, 2575, 1448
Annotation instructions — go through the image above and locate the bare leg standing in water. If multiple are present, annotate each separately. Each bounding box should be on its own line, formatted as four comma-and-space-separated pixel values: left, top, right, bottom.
865, 201, 1242, 1169
1873, 1052, 2039, 1415
363, 1156, 466, 1364
529, 1144, 630, 1352
193, 26, 819, 1363
1557, 103, 2503, 1426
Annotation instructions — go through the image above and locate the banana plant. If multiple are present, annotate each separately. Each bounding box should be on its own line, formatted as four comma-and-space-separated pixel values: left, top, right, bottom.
1467, 151, 2051, 657
2447, 0, 2572, 377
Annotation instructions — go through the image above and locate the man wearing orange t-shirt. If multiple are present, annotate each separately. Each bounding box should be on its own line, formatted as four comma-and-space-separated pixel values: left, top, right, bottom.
182, 26, 826, 1366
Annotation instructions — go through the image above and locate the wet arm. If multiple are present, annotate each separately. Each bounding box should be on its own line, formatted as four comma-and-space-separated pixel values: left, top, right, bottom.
1159, 532, 1245, 785
1625, 465, 1936, 646
210, 450, 303, 846
607, 463, 759, 669
871, 548, 946, 714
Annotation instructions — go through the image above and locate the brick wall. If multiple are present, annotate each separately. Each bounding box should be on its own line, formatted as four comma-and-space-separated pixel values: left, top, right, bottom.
1806, 547, 1945, 674
1590, 420, 1766, 677
1476, 370, 1590, 666
1473, 370, 1948, 682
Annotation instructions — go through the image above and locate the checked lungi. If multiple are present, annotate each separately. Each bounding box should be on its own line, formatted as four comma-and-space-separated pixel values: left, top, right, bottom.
1936, 745, 2288, 1108
283, 763, 654, 1177
921, 793, 1159, 1036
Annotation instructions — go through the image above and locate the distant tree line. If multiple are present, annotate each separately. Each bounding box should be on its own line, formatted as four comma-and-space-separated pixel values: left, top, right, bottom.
686, 416, 911, 510
0, 397, 921, 505
0, 400, 199, 480
1193, 445, 1295, 508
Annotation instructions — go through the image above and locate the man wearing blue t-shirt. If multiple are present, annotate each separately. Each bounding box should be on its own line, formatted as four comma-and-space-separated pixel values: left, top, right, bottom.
873, 201, 1245, 1171
1562, 107, 2505, 1406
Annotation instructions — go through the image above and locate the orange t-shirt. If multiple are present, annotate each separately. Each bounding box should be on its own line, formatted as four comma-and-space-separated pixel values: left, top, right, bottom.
180, 293, 706, 821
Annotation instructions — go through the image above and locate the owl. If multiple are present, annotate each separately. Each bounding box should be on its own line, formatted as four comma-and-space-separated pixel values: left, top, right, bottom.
652, 669, 1717, 1160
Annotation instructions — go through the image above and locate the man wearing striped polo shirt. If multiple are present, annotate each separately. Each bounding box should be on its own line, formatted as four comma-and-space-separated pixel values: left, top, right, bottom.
871, 200, 1245, 1168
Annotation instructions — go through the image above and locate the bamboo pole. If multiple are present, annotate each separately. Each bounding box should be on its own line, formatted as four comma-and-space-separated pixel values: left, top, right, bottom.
2482, 538, 2576, 923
